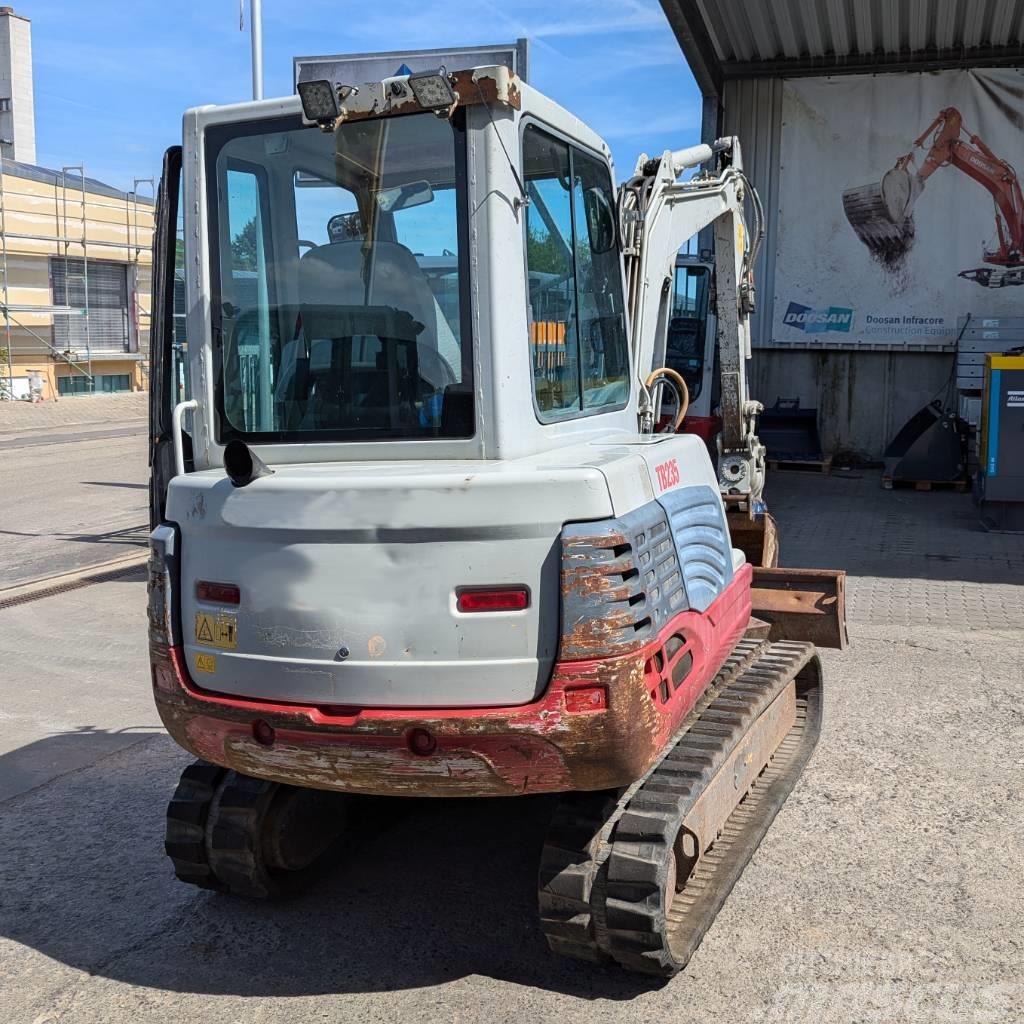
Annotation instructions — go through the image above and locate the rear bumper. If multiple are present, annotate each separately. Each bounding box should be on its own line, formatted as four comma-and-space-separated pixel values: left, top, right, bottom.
152, 564, 752, 797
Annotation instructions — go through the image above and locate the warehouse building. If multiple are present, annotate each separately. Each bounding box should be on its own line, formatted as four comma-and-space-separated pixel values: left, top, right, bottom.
660, 0, 1024, 459
0, 6, 153, 401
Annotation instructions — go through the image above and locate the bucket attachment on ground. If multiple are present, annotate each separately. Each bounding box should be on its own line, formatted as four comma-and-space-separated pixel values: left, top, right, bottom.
759, 398, 824, 463
883, 400, 966, 483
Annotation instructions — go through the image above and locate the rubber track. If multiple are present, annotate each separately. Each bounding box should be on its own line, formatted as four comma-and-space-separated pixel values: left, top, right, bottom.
603, 640, 821, 974
538, 638, 767, 960
539, 639, 822, 976
164, 760, 229, 892
206, 772, 285, 899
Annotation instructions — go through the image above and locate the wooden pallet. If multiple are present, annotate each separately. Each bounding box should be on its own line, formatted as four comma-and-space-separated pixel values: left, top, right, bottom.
767, 455, 832, 474
882, 476, 968, 492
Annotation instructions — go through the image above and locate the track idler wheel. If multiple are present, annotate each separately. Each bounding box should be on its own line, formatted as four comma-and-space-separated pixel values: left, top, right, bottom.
165, 762, 351, 899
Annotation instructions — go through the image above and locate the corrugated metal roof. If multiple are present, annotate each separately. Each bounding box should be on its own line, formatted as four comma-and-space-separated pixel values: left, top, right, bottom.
697, 0, 1023, 63
663, 0, 1024, 87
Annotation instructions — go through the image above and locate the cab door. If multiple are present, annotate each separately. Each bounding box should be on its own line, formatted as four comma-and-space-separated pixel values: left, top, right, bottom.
149, 146, 190, 527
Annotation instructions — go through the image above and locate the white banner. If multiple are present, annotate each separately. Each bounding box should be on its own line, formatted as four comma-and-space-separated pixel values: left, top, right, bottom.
772, 68, 1024, 348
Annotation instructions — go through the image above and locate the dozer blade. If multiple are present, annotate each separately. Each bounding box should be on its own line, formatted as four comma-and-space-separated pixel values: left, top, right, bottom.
539, 639, 823, 976
843, 167, 918, 264
751, 566, 848, 650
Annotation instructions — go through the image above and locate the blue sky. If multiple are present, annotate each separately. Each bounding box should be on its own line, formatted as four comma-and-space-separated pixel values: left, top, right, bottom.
29, 0, 701, 192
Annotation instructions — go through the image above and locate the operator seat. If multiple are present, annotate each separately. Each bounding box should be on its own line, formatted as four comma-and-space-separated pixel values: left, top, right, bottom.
292, 238, 454, 431
298, 239, 438, 350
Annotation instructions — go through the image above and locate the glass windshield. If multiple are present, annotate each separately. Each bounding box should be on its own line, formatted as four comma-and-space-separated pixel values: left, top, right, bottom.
666, 263, 710, 402
207, 111, 472, 442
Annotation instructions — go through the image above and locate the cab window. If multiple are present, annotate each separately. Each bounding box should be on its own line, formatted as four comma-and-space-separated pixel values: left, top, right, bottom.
666, 263, 710, 401
523, 125, 628, 422
207, 111, 473, 442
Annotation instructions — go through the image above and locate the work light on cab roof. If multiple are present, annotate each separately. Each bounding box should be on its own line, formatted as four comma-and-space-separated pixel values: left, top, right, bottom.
407, 66, 458, 114
295, 78, 339, 124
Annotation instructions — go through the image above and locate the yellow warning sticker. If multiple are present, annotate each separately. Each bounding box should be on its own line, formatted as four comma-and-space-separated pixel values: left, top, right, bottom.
195, 653, 217, 674
194, 611, 238, 650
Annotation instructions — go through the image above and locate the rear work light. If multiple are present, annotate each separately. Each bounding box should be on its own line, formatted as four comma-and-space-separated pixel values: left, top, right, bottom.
456, 586, 530, 613
196, 581, 240, 605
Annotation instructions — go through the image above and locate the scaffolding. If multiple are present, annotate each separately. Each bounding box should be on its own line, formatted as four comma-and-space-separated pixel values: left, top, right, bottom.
0, 153, 155, 399
128, 176, 155, 384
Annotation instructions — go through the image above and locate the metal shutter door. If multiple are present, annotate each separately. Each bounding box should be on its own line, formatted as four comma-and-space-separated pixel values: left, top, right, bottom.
51, 259, 129, 353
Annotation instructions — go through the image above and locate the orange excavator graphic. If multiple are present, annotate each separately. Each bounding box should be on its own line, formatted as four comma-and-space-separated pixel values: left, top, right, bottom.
844, 107, 1024, 287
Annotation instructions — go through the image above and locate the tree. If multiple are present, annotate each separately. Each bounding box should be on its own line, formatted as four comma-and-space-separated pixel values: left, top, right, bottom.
231, 217, 258, 272
526, 225, 569, 277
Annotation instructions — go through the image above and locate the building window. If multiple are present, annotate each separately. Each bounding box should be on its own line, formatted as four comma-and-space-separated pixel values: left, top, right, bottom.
0, 98, 11, 112
58, 372, 131, 396
51, 258, 131, 354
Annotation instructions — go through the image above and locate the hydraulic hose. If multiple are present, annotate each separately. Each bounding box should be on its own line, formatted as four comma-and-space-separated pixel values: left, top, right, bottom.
645, 366, 690, 432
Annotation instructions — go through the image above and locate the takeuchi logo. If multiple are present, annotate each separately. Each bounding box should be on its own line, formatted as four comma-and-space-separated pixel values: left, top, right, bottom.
783, 301, 854, 333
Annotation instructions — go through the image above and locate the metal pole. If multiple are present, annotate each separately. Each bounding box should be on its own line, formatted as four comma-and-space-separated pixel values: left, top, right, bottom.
250, 0, 263, 100
0, 142, 13, 399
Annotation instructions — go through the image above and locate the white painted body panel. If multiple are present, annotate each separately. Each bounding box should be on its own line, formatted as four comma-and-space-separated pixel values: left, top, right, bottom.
168, 433, 736, 707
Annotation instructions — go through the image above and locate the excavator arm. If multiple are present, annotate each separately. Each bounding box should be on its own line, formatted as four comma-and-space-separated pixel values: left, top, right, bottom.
621, 137, 765, 505
904, 107, 1024, 263
620, 139, 845, 639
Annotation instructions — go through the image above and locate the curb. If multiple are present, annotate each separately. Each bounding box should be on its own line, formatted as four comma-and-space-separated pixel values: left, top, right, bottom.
0, 550, 150, 610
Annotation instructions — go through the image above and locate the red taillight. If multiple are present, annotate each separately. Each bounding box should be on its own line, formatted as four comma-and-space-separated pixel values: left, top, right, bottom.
196, 580, 240, 605
565, 686, 608, 713
456, 586, 529, 613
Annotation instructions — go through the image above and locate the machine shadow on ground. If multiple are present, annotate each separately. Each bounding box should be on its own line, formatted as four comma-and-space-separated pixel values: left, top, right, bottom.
0, 737, 661, 1001
81, 480, 149, 490
0, 727, 161, 801
0, 523, 148, 546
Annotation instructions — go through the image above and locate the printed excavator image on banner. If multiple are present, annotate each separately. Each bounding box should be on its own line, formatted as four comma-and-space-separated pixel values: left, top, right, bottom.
842, 106, 1024, 288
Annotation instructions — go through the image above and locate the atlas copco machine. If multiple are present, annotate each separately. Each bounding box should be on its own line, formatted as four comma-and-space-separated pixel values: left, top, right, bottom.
147, 59, 846, 977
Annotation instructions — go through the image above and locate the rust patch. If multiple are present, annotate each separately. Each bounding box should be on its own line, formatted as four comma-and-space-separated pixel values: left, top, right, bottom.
336, 66, 521, 125
150, 570, 752, 800
152, 641, 665, 797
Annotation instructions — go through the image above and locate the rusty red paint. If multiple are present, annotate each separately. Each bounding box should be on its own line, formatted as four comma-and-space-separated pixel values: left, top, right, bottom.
152, 565, 752, 799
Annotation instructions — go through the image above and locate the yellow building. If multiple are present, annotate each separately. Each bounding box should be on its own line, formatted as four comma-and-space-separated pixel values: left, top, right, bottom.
0, 158, 153, 400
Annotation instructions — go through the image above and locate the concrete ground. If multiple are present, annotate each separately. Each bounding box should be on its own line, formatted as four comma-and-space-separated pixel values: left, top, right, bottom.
0, 463, 1022, 1023
0, 416, 147, 588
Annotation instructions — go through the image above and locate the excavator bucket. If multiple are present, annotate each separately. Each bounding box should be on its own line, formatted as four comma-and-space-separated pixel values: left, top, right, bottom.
727, 507, 779, 568
843, 166, 919, 265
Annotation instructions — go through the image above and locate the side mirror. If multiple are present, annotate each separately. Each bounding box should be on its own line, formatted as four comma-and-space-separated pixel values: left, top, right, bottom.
583, 186, 616, 254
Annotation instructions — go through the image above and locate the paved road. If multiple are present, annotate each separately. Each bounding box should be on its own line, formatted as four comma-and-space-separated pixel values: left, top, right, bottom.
0, 423, 148, 588
0, 569, 157, 802
1, 473, 1022, 1023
